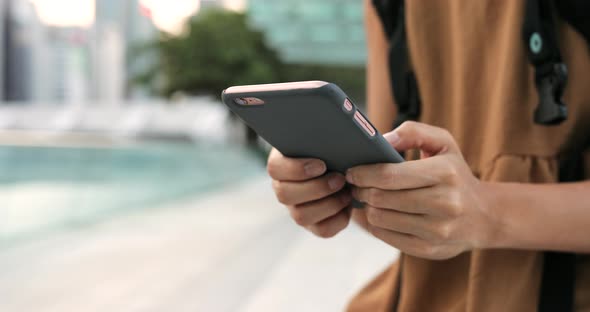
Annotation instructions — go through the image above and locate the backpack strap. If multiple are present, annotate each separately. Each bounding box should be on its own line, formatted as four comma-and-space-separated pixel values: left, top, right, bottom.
539, 253, 576, 312
374, 0, 574, 129
523, 1, 577, 308
538, 150, 585, 312
371, 0, 421, 129
554, 0, 590, 50
522, 0, 569, 125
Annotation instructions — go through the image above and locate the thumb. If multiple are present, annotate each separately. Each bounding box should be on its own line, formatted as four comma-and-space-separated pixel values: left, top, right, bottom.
383, 121, 459, 156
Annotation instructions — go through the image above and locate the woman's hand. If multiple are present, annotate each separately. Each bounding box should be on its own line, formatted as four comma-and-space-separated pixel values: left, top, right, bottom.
267, 149, 353, 238
347, 121, 498, 260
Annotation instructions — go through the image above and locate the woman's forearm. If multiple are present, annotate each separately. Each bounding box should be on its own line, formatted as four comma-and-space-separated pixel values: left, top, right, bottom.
486, 181, 590, 253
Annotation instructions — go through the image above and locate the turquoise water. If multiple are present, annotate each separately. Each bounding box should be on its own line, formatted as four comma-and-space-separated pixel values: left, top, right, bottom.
0, 143, 265, 245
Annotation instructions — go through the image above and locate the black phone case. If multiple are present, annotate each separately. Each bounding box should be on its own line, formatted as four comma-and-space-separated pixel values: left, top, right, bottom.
222, 81, 404, 174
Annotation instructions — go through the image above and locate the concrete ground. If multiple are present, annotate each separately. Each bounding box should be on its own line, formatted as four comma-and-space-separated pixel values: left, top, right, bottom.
0, 175, 398, 312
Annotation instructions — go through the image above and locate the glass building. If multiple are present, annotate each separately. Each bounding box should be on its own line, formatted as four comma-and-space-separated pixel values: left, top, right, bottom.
248, 0, 366, 66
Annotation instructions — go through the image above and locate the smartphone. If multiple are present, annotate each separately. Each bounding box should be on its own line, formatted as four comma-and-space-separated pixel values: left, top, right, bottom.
221, 81, 404, 173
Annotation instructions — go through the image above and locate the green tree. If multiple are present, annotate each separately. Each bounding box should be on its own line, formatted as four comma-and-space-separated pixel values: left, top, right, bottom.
136, 9, 282, 97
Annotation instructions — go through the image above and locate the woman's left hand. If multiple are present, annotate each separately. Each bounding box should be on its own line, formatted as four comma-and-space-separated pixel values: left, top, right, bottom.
347, 121, 498, 260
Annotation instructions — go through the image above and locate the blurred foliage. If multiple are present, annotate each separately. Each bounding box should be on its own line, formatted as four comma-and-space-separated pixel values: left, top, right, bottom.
134, 9, 282, 97
133, 9, 366, 103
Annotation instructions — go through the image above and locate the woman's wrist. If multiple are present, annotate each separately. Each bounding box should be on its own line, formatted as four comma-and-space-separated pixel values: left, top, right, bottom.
478, 181, 517, 250
478, 180, 590, 253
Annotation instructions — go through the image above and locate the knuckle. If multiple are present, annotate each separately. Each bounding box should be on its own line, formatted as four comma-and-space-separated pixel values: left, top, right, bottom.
444, 192, 463, 216
434, 223, 453, 241
367, 224, 378, 236
291, 209, 308, 226
440, 163, 459, 183
399, 120, 417, 132
266, 160, 282, 179
367, 188, 385, 207
378, 164, 396, 183
365, 206, 383, 225
397, 121, 419, 137
272, 180, 289, 204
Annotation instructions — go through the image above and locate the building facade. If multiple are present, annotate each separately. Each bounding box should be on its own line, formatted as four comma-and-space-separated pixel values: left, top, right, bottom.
248, 0, 366, 66
0, 0, 157, 103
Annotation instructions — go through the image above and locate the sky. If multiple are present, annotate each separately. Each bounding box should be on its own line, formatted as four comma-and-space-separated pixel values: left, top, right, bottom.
29, 0, 96, 27
29, 0, 247, 34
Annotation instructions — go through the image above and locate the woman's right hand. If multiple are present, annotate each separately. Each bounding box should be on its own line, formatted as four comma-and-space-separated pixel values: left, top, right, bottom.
267, 148, 353, 238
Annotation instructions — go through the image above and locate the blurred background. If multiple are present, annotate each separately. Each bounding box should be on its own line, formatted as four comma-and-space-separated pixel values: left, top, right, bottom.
0, 1, 397, 311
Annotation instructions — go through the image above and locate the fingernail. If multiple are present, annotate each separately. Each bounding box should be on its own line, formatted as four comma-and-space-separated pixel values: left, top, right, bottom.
304, 161, 325, 177
328, 175, 345, 190
345, 170, 354, 184
384, 131, 400, 145
340, 192, 352, 205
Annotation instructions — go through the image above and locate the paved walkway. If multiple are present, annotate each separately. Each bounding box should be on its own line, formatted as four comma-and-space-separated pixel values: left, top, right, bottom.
0, 176, 398, 312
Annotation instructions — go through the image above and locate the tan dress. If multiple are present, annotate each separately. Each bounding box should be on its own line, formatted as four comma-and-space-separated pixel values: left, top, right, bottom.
348, 1, 590, 311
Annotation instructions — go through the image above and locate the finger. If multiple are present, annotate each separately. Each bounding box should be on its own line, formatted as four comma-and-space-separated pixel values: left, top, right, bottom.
385, 121, 459, 156
368, 225, 437, 259
307, 208, 351, 238
365, 206, 430, 238
288, 191, 352, 226
353, 187, 448, 215
346, 157, 446, 189
267, 148, 326, 181
272, 172, 346, 206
